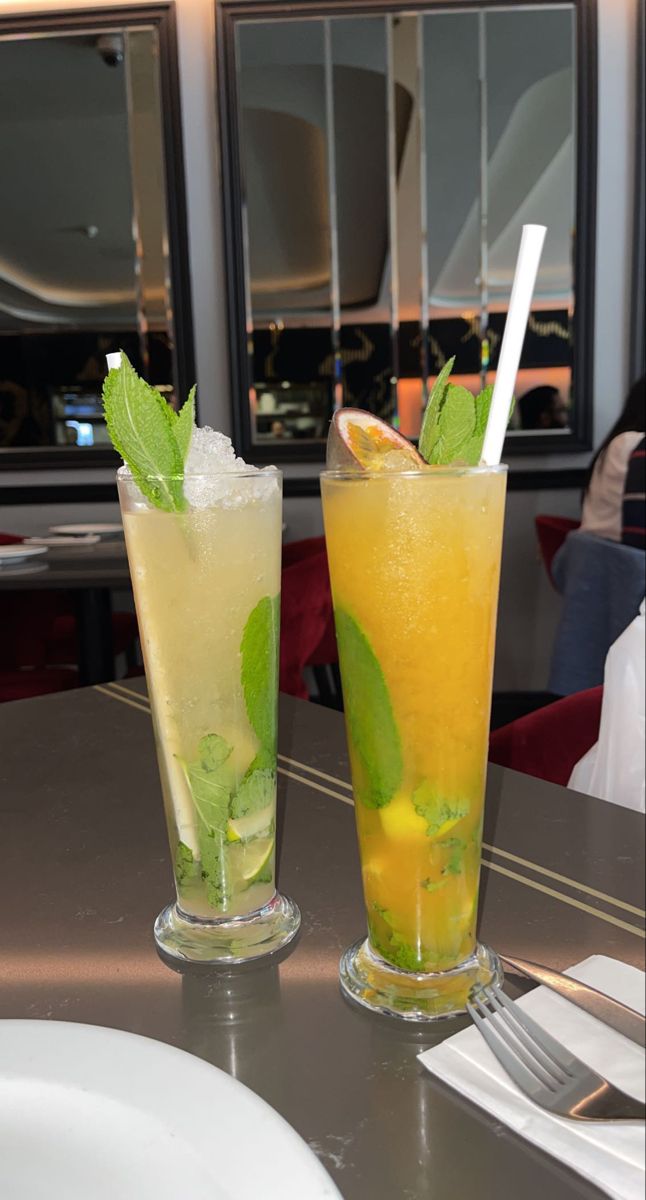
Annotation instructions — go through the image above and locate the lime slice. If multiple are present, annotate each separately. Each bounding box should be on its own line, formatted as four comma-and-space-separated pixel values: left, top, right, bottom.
240, 836, 274, 881
226, 804, 273, 843
327, 409, 425, 471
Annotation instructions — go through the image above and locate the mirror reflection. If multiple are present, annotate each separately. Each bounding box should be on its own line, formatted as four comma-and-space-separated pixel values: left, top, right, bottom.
234, 4, 576, 450
0, 27, 177, 452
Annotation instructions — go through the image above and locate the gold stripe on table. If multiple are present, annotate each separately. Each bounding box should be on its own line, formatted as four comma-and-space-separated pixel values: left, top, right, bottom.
94, 682, 645, 934
270, 753, 646, 921
482, 858, 645, 939
481, 843, 645, 919
278, 766, 354, 807
94, 684, 152, 716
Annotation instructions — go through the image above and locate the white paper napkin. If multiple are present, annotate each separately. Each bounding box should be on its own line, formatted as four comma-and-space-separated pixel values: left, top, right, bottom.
418, 956, 645, 1200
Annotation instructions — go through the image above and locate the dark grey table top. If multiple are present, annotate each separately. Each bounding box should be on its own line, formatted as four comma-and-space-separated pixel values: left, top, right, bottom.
1, 680, 644, 1199
0, 539, 130, 590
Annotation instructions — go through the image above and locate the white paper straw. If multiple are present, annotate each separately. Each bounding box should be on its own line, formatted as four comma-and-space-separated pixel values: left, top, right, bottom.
481, 224, 547, 466
106, 352, 122, 371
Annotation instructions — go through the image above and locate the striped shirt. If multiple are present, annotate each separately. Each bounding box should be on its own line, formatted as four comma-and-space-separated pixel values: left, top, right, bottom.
581, 431, 645, 545
622, 436, 646, 550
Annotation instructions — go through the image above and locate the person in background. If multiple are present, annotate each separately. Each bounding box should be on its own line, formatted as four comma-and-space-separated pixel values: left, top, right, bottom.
580, 375, 646, 548
621, 434, 646, 549
518, 385, 569, 430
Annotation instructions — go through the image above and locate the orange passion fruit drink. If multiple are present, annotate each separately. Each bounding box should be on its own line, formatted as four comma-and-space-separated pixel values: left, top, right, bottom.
321, 374, 507, 1019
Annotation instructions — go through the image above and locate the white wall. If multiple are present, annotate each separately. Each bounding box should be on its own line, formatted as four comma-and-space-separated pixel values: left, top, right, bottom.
0, 0, 640, 692
594, 0, 639, 441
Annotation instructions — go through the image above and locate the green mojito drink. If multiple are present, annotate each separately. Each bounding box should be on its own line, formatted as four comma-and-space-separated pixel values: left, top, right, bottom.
108, 355, 300, 963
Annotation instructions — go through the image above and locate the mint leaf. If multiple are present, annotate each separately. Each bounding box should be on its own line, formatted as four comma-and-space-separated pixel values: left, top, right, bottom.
184, 735, 232, 833
387, 931, 425, 972
418, 356, 455, 461
174, 385, 195, 463
246, 745, 276, 774
474, 384, 494, 438
200, 830, 228, 908
230, 768, 275, 819
419, 370, 517, 466
334, 610, 402, 808
181, 733, 234, 908
187, 762, 230, 833
198, 733, 232, 772
430, 384, 476, 465
175, 840, 196, 886
241, 595, 279, 754
413, 782, 469, 836
421, 877, 448, 893
103, 352, 187, 512
442, 846, 465, 875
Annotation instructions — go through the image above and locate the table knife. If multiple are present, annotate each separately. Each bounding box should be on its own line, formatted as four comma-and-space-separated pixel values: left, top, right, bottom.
500, 954, 645, 1048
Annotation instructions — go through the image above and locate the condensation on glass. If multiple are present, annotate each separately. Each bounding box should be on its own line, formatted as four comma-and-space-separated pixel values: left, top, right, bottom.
233, 4, 577, 447
0, 26, 174, 450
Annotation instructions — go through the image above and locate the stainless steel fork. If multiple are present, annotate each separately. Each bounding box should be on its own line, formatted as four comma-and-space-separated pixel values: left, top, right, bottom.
467, 983, 645, 1121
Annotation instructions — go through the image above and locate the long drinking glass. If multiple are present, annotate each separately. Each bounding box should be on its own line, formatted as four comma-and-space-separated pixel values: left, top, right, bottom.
118, 467, 300, 963
321, 465, 506, 1019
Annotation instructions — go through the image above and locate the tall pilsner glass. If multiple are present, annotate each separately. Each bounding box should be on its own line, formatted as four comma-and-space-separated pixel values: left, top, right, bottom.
321, 465, 507, 1019
118, 468, 300, 964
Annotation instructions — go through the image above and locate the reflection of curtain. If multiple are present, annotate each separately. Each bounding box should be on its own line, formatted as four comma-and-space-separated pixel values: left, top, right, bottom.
631, 0, 645, 379
432, 68, 574, 308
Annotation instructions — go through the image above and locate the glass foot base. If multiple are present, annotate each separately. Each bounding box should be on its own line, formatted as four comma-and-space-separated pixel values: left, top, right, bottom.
339, 937, 502, 1022
154, 892, 301, 965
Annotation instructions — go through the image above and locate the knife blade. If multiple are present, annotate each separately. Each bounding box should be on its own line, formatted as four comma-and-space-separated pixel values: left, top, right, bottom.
500, 954, 646, 1048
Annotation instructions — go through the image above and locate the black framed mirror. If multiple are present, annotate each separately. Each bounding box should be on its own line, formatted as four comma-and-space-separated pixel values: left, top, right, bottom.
218, 0, 597, 463
0, 3, 194, 469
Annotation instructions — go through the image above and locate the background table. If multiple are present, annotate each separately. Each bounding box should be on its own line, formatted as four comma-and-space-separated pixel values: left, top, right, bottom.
0, 540, 130, 684
1, 681, 644, 1199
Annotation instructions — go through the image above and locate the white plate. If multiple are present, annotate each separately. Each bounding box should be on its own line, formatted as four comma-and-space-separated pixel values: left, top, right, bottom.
0, 545, 48, 565
0, 562, 49, 578
25, 535, 101, 547
0, 1021, 342, 1200
50, 523, 123, 537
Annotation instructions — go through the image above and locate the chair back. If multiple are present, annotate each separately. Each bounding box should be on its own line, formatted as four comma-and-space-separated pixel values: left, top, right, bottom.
280, 538, 336, 699
535, 515, 579, 586
489, 686, 603, 786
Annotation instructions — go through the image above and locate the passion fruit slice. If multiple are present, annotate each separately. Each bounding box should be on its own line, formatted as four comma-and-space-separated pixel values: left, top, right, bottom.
327, 409, 425, 471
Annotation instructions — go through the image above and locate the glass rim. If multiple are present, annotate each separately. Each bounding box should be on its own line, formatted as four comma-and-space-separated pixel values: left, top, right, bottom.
116, 465, 281, 481
320, 463, 508, 481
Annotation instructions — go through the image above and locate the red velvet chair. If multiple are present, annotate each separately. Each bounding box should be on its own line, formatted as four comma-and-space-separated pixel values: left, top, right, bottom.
489, 685, 603, 787
280, 537, 337, 700
0, 530, 139, 680
535, 515, 580, 587
0, 668, 79, 703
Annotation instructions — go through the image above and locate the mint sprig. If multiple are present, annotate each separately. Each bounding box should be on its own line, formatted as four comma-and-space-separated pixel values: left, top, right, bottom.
334, 609, 402, 809
103, 351, 194, 512
240, 595, 280, 772
412, 781, 469, 837
418, 358, 511, 466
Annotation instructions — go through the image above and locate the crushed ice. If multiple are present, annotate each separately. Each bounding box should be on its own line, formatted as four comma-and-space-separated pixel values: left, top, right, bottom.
118, 426, 278, 509
183, 427, 277, 509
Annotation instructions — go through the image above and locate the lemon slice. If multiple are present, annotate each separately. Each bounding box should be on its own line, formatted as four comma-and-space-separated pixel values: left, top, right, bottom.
240, 836, 274, 881
226, 804, 273, 843
327, 409, 425, 471
379, 792, 428, 841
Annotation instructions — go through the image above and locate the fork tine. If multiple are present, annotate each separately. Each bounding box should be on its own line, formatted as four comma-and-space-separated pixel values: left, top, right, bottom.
470, 991, 561, 1092
467, 995, 559, 1099
487, 985, 583, 1077
483, 986, 570, 1086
